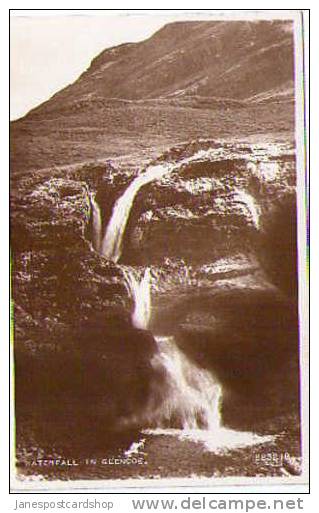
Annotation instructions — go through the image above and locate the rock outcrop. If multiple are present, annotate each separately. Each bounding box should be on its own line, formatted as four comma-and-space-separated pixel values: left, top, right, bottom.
12, 138, 298, 434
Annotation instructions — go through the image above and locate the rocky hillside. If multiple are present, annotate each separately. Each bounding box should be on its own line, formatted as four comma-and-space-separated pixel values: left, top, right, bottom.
29, 20, 295, 106
10, 20, 295, 175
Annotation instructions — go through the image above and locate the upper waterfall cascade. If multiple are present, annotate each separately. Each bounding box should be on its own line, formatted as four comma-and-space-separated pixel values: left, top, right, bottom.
100, 163, 176, 262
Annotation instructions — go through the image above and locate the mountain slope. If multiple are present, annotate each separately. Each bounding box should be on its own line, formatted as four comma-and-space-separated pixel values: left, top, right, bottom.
10, 20, 295, 175
32, 20, 295, 110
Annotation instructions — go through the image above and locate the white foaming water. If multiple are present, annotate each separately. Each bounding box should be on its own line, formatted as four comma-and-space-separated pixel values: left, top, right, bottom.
100, 163, 175, 262
118, 252, 271, 450
122, 267, 222, 434
123, 267, 152, 330
89, 193, 102, 252
148, 336, 222, 430
144, 426, 275, 453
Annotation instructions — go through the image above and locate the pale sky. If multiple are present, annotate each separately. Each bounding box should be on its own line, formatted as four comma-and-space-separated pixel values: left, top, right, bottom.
10, 10, 297, 120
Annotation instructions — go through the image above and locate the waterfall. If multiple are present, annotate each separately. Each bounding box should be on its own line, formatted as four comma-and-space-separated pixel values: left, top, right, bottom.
91, 158, 223, 432
148, 336, 222, 430
123, 267, 152, 330
89, 192, 103, 252
86, 154, 275, 452
121, 269, 222, 429
100, 163, 175, 262
97, 151, 262, 262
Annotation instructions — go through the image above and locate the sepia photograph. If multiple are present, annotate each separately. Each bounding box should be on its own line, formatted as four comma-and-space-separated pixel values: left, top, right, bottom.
9, 9, 309, 491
